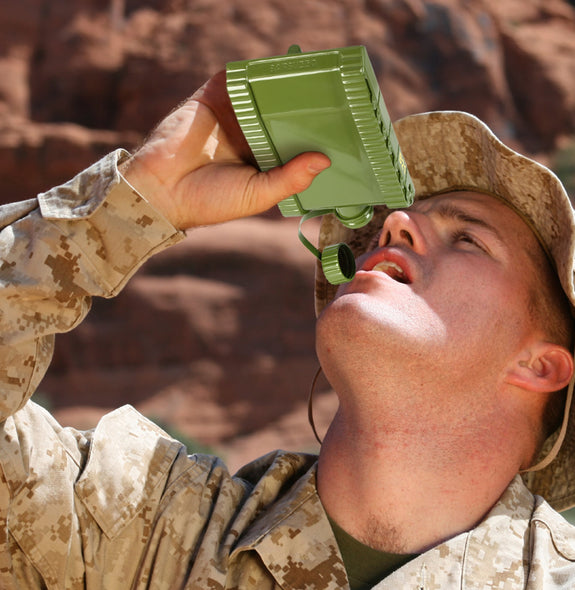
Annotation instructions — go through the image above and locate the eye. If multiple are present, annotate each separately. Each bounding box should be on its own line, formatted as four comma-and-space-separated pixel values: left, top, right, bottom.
451, 230, 486, 252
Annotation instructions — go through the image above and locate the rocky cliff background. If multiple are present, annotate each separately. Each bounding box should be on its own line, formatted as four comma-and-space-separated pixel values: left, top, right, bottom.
1, 0, 575, 471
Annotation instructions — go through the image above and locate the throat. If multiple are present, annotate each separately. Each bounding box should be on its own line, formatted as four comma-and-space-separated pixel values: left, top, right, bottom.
316, 408, 520, 554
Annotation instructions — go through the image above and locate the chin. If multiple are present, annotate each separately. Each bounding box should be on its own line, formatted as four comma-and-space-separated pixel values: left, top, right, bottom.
316, 294, 391, 357
317, 291, 449, 361
320, 290, 404, 329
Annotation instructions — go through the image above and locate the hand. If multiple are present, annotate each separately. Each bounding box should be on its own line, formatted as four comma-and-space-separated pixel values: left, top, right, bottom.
121, 70, 331, 230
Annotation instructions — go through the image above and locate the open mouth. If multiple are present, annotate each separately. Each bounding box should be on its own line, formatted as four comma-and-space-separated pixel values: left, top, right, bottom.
372, 260, 411, 284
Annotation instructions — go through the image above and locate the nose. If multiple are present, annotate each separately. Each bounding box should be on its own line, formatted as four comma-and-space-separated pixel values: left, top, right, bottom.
379, 210, 427, 254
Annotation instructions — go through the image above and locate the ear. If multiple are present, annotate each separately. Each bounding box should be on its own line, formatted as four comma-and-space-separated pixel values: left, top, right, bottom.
505, 342, 574, 393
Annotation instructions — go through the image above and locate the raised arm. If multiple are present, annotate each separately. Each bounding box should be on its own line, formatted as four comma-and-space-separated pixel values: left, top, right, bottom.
0, 151, 184, 419
0, 70, 330, 421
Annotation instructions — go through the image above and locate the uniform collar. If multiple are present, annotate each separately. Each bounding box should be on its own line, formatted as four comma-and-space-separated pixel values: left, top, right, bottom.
375, 475, 535, 589
234, 471, 536, 590
232, 461, 348, 589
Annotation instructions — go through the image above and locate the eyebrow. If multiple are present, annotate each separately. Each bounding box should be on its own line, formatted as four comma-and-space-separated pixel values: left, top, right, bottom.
426, 202, 504, 242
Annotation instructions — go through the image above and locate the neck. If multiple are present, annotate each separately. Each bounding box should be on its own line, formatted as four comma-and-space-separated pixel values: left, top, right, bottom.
316, 402, 523, 554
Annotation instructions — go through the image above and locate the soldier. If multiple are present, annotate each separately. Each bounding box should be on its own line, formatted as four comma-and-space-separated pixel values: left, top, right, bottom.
1, 71, 575, 588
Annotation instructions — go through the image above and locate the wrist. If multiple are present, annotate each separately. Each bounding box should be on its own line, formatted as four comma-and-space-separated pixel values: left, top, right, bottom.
118, 154, 184, 230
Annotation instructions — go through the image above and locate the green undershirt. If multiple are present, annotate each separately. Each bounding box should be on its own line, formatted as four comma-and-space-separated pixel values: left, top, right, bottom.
328, 516, 418, 590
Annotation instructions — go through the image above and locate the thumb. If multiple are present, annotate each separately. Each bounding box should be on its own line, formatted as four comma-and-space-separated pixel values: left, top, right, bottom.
259, 152, 331, 205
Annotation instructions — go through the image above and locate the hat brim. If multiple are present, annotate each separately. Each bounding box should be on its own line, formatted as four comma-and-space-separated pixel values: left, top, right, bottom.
314, 110, 575, 511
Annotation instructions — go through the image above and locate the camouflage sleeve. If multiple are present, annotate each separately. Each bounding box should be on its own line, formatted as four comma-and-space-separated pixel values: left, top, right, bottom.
0, 149, 185, 420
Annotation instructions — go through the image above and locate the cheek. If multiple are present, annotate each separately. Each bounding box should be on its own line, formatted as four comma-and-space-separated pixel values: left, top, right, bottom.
428, 271, 530, 350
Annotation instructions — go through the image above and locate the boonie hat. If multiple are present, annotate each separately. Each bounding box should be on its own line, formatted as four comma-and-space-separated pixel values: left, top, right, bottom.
314, 111, 575, 512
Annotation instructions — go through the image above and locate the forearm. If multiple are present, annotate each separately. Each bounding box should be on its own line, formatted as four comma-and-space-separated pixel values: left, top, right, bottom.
0, 149, 184, 419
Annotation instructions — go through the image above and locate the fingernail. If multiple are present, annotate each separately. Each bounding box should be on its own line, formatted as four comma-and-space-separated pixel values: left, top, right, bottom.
308, 160, 331, 174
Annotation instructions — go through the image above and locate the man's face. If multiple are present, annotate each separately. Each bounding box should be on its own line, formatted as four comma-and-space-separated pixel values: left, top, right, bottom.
316, 191, 546, 407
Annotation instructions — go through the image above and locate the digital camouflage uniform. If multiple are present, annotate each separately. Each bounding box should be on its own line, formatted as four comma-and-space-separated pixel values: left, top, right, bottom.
1, 150, 575, 589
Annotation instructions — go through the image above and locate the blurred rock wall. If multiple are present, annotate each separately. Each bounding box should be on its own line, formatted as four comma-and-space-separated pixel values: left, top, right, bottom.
1, 0, 574, 469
